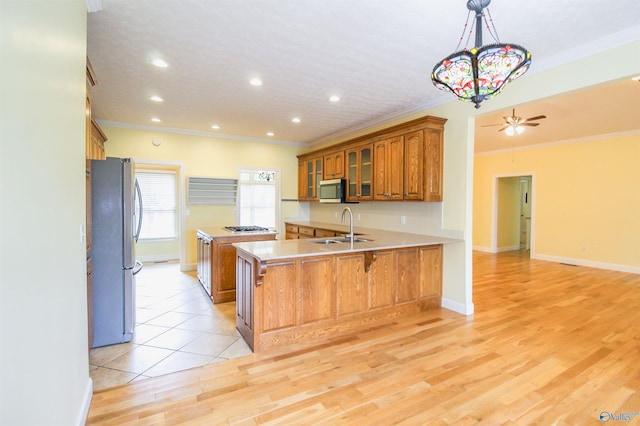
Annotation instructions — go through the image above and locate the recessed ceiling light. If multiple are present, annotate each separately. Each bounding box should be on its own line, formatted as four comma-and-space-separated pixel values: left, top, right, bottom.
150, 96, 164, 102
211, 124, 220, 130
151, 117, 161, 122
292, 117, 301, 124
266, 132, 274, 137
329, 95, 340, 103
633, 76, 640, 82
151, 58, 168, 68
249, 78, 263, 86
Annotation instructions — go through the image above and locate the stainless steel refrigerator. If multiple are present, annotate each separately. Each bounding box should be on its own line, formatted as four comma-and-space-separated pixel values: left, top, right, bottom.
91, 157, 143, 348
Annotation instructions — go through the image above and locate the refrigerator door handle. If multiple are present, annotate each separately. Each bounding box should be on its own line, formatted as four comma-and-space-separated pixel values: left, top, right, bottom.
133, 260, 144, 276
134, 179, 143, 242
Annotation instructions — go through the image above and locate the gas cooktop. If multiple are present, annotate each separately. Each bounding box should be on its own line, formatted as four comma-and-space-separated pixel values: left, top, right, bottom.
223, 226, 272, 233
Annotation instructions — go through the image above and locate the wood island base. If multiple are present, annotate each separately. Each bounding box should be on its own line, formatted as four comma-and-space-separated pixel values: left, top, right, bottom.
236, 244, 442, 352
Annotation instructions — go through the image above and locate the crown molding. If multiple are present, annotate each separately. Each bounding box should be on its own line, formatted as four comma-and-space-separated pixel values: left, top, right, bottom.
95, 120, 307, 148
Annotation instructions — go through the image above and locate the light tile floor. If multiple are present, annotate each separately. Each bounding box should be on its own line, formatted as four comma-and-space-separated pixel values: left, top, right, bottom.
89, 261, 252, 391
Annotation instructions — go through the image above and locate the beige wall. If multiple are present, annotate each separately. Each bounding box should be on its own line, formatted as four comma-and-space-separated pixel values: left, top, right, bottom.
0, 1, 91, 425
102, 126, 304, 266
474, 134, 640, 272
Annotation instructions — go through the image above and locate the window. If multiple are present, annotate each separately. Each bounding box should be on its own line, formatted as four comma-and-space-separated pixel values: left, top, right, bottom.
237, 169, 278, 229
135, 170, 178, 240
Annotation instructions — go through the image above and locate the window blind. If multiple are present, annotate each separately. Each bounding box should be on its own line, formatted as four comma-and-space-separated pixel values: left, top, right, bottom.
187, 176, 238, 205
136, 170, 177, 240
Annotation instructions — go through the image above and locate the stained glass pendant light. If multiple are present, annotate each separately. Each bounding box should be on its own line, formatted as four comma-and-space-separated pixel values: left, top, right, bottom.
431, 0, 531, 109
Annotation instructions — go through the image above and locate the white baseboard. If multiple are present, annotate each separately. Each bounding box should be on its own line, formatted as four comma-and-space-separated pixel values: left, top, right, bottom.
472, 245, 494, 253
531, 253, 640, 274
184, 262, 196, 271
441, 297, 474, 316
497, 244, 521, 253
137, 253, 180, 263
76, 377, 93, 426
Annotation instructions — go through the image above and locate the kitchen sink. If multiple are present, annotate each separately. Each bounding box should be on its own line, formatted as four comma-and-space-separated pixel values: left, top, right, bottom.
310, 237, 371, 244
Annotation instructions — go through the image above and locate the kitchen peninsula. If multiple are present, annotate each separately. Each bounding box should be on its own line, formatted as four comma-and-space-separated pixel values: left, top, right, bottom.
233, 222, 458, 352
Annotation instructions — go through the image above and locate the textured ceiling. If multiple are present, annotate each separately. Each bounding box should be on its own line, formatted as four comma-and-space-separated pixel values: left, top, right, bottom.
87, 0, 640, 148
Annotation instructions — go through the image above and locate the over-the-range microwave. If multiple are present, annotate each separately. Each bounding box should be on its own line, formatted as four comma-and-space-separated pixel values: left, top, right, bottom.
318, 178, 345, 203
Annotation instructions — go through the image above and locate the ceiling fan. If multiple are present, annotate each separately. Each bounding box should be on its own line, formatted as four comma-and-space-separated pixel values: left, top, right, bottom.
483, 109, 547, 136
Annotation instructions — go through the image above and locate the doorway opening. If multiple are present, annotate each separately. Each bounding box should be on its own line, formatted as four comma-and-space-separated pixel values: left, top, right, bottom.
492, 174, 534, 255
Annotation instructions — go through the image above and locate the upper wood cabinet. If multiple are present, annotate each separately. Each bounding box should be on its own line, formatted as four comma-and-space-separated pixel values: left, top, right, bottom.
323, 150, 345, 179
346, 144, 373, 202
297, 115, 446, 203
88, 119, 107, 160
403, 130, 425, 200
373, 136, 404, 201
424, 127, 444, 202
298, 157, 323, 201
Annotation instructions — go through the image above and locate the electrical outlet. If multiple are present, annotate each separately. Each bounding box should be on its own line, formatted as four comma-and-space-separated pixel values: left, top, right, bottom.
357, 213, 361, 221
401, 216, 406, 225
334, 212, 338, 219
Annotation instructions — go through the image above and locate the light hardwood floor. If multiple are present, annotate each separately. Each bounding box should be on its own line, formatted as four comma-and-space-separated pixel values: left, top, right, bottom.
87, 251, 640, 425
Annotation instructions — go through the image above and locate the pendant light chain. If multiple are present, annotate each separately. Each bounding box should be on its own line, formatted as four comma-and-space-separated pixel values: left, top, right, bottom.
483, 8, 501, 43
454, 10, 474, 52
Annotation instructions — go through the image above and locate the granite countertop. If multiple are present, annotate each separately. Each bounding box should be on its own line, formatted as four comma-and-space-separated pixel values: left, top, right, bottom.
233, 221, 461, 262
197, 227, 278, 239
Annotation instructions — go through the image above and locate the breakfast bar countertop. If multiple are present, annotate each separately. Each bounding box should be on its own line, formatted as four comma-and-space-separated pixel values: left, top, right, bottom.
233, 221, 461, 262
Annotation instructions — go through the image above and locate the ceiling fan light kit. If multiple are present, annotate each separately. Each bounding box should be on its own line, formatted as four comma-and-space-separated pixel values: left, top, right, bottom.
504, 125, 524, 136
431, 0, 532, 109
482, 108, 547, 136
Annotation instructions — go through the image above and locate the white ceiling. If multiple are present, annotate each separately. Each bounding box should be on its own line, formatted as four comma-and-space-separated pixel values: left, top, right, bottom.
87, 0, 640, 149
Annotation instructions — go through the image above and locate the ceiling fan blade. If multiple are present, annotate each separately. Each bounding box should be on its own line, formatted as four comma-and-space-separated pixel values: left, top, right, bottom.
481, 123, 507, 127
524, 115, 547, 121
520, 123, 540, 127
497, 127, 507, 132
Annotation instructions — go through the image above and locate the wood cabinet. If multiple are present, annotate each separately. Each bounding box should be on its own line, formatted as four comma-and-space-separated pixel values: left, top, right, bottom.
373, 136, 404, 200
88, 119, 107, 161
298, 157, 323, 201
346, 144, 373, 202
323, 151, 345, 179
374, 130, 425, 201
284, 222, 342, 240
235, 253, 255, 344
196, 229, 277, 304
214, 241, 240, 302
236, 244, 443, 352
424, 127, 444, 202
403, 130, 425, 200
296, 115, 445, 203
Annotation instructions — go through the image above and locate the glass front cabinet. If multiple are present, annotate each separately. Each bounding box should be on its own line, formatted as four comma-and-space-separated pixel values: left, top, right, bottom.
346, 144, 372, 202
298, 157, 323, 200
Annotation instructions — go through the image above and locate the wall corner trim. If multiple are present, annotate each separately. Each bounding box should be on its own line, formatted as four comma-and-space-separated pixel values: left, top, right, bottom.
76, 377, 93, 426
441, 297, 474, 316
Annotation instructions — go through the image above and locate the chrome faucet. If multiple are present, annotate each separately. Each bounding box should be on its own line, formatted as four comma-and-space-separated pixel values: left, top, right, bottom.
341, 207, 354, 243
